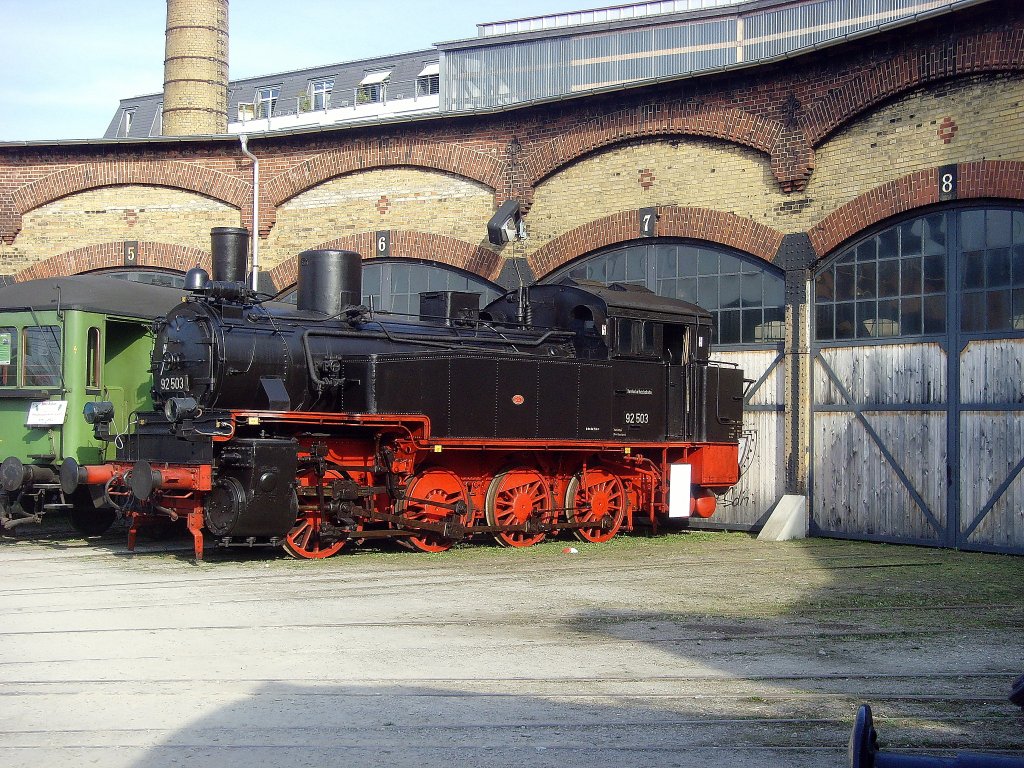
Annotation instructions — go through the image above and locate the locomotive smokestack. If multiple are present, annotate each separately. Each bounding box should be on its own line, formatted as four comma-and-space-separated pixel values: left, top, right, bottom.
210, 227, 248, 282
162, 0, 229, 136
296, 250, 363, 316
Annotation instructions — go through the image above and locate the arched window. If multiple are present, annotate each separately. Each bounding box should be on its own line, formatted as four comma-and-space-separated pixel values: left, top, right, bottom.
361, 260, 501, 316
814, 205, 1024, 342
543, 240, 785, 345
278, 259, 502, 316
87, 268, 186, 288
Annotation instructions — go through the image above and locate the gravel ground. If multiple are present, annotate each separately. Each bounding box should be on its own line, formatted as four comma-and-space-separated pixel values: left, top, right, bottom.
0, 526, 1021, 767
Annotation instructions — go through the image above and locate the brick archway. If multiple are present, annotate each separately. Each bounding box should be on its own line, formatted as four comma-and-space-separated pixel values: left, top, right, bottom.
4, 160, 250, 244
528, 206, 786, 278
17, 242, 210, 281
807, 160, 1024, 258
268, 230, 503, 288
0, 192, 15, 245
519, 106, 812, 196
802, 33, 1024, 146
264, 139, 506, 234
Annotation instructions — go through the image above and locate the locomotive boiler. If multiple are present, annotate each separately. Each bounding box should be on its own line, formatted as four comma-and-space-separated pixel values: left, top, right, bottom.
64, 243, 746, 559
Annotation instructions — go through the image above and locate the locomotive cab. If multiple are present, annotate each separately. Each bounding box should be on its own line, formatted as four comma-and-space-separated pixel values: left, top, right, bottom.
483, 280, 742, 444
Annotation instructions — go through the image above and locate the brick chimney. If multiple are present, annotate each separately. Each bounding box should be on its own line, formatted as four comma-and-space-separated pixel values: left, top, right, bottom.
162, 0, 229, 135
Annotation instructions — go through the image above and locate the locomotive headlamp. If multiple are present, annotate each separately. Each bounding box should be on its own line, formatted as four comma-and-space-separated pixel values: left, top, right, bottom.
83, 401, 115, 425
83, 401, 116, 442
164, 396, 199, 423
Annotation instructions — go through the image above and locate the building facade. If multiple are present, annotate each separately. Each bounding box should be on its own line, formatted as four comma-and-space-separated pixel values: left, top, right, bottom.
0, 0, 1021, 551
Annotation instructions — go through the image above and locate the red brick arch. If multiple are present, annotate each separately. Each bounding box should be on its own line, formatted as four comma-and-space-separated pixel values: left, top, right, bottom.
0, 192, 15, 245
264, 139, 506, 234
5, 160, 250, 244
16, 242, 210, 281
519, 106, 814, 196
268, 230, 504, 289
528, 206, 786, 278
807, 160, 1024, 258
802, 31, 1024, 147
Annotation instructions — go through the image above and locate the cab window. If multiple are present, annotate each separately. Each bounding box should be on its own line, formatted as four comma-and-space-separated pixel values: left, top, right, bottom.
0, 327, 17, 386
615, 318, 662, 359
22, 326, 61, 388
86, 327, 101, 388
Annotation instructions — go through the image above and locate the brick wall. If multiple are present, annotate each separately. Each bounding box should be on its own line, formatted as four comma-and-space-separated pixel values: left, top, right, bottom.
264, 167, 499, 270
0, 185, 239, 275
0, 0, 1021, 282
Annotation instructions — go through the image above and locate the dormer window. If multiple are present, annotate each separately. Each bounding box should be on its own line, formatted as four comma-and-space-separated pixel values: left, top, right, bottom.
255, 86, 280, 118
416, 63, 439, 97
307, 78, 334, 111
119, 108, 135, 137
149, 104, 163, 136
357, 70, 390, 104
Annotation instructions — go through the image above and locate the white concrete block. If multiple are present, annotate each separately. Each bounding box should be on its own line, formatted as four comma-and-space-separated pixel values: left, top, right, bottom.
757, 494, 807, 541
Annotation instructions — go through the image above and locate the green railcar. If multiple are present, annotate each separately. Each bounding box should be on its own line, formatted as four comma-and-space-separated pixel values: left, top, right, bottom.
0, 276, 184, 535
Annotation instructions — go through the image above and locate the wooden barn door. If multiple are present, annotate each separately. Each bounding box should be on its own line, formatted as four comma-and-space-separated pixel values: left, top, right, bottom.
957, 338, 1024, 553
811, 205, 1024, 554
812, 342, 950, 546
708, 347, 787, 529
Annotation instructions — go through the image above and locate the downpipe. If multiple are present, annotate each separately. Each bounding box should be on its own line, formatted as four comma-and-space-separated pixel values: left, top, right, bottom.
238, 134, 260, 292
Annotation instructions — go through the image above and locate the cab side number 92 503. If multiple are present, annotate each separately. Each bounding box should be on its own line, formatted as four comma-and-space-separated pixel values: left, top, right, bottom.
160, 375, 188, 392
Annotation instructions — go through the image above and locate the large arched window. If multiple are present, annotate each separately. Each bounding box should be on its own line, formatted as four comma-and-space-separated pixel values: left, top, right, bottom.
279, 259, 501, 316
814, 205, 1024, 342
543, 240, 785, 345
361, 260, 501, 316
88, 268, 186, 288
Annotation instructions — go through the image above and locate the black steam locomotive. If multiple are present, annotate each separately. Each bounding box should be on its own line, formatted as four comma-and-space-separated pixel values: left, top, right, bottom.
66, 237, 745, 559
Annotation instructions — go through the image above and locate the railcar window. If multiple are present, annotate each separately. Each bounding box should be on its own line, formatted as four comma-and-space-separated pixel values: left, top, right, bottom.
0, 327, 17, 386
86, 327, 101, 388
22, 326, 61, 388
615, 319, 661, 358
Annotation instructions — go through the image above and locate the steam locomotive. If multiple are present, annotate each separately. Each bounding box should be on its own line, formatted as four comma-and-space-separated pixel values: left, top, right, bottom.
63, 237, 745, 559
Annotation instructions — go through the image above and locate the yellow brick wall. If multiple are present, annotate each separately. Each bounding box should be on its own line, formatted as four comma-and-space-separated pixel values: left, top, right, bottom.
804, 73, 1024, 226
0, 185, 239, 272
263, 168, 495, 268
526, 138, 777, 259
526, 72, 1024, 266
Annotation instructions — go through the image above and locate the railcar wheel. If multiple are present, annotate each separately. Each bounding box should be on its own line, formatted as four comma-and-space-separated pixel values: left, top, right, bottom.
565, 469, 626, 543
485, 468, 553, 548
283, 518, 346, 559
398, 469, 469, 553
283, 494, 345, 559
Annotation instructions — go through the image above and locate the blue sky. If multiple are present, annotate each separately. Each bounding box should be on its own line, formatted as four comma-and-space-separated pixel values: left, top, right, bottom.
0, 0, 599, 142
